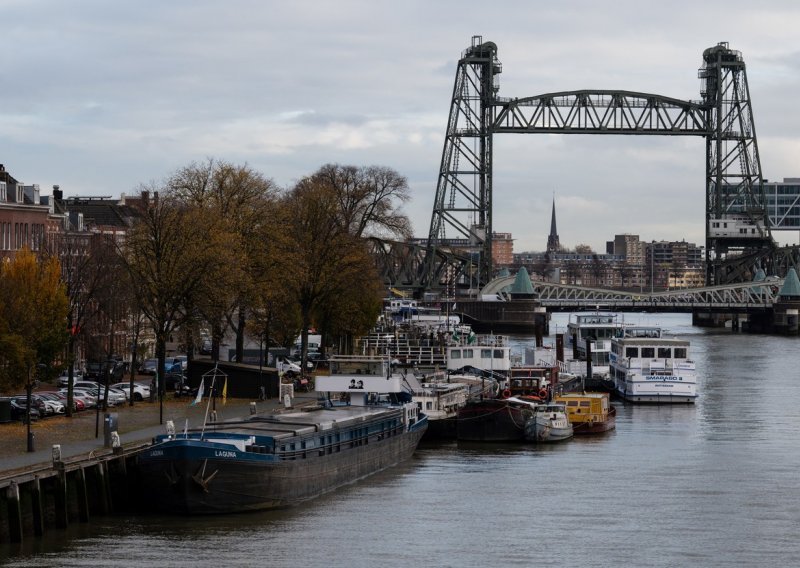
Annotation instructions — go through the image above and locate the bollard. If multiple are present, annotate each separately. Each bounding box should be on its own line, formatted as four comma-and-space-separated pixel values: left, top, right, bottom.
103, 413, 119, 448
250, 402, 257, 415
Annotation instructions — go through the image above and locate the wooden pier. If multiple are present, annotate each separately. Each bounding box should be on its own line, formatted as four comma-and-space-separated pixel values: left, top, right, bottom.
0, 444, 147, 544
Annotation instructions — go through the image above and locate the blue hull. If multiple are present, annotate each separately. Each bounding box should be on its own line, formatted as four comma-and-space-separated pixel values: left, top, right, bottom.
136, 411, 427, 514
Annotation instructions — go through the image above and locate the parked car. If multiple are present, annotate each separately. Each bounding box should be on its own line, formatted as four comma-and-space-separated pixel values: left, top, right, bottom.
57, 369, 84, 387
139, 359, 158, 375
278, 357, 302, 376
49, 391, 85, 412
4, 398, 41, 422
174, 355, 188, 371
62, 388, 98, 409
111, 381, 151, 402
72, 381, 127, 406
32, 393, 66, 415
9, 396, 46, 420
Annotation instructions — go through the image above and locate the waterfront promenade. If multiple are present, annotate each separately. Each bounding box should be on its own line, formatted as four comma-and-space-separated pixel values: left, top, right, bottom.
0, 392, 317, 475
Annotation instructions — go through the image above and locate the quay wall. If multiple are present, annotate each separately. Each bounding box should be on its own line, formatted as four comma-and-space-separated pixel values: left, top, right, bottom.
0, 446, 145, 545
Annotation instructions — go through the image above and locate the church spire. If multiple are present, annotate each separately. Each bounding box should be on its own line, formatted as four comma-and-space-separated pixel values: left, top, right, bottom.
546, 195, 560, 253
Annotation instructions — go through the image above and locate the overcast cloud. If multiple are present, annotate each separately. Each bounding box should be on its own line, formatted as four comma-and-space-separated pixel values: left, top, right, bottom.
3, 0, 800, 251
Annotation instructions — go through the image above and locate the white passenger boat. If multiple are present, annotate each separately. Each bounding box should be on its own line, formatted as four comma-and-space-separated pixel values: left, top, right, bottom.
609, 326, 696, 403
566, 313, 633, 378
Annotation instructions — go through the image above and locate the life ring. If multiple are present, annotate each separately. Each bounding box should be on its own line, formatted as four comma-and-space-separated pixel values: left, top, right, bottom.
538, 388, 548, 399
502, 388, 511, 399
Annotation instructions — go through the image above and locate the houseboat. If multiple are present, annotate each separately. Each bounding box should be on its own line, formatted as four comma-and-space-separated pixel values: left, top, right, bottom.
456, 397, 535, 442
554, 392, 616, 433
408, 377, 470, 439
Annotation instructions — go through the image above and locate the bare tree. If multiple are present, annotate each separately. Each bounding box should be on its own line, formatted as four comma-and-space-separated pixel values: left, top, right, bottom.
277, 175, 382, 371
169, 159, 278, 362
312, 163, 412, 239
118, 188, 224, 423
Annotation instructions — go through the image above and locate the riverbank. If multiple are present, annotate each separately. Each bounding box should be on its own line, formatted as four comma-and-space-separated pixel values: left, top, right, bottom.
0, 392, 318, 474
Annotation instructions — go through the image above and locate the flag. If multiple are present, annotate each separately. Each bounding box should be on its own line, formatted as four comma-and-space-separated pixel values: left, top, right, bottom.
222, 378, 228, 405
451, 330, 460, 342
467, 330, 477, 345
190, 378, 204, 406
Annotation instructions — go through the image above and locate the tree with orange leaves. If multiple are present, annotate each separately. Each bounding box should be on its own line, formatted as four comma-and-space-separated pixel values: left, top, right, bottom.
0, 248, 69, 392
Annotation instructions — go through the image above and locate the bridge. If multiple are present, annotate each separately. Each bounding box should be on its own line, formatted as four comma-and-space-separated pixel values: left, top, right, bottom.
374, 37, 800, 295
481, 276, 785, 313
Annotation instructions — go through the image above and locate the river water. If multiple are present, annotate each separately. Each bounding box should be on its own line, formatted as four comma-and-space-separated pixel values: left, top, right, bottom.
3, 313, 800, 567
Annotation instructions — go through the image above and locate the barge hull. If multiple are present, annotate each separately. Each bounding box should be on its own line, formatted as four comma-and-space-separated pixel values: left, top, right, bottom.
136, 426, 426, 514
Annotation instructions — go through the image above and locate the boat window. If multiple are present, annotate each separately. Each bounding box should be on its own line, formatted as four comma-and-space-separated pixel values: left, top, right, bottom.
481, 349, 491, 359
580, 401, 590, 407
462, 349, 473, 358
494, 349, 504, 359
567, 400, 578, 406
674, 348, 687, 358
642, 347, 655, 358
625, 347, 638, 358
451, 350, 461, 359
658, 347, 671, 358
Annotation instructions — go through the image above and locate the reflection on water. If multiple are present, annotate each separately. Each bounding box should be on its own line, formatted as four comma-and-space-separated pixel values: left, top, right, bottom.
3, 313, 800, 567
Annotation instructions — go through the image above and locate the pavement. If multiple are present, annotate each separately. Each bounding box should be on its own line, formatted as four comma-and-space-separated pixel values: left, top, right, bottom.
0, 390, 319, 476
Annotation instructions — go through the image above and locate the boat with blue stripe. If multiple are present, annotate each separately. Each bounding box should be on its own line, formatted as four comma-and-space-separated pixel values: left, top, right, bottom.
136, 357, 427, 514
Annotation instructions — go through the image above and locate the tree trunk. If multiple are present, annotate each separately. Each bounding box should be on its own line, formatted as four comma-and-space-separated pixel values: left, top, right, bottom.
235, 305, 246, 363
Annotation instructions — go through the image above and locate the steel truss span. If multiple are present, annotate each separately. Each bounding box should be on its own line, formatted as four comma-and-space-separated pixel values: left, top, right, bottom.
481, 276, 783, 313
493, 91, 707, 135
417, 36, 796, 295
367, 238, 474, 293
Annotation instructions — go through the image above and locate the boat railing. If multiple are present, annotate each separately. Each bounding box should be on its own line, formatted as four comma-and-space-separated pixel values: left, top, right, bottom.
449, 334, 510, 348
355, 342, 446, 365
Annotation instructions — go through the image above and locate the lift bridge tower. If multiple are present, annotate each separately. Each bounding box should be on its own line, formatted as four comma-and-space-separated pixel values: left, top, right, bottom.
700, 43, 772, 284
424, 38, 775, 291
426, 37, 501, 289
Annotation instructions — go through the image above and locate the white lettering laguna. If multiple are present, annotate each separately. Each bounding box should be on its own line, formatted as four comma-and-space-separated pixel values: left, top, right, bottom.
150, 450, 164, 457
214, 450, 237, 458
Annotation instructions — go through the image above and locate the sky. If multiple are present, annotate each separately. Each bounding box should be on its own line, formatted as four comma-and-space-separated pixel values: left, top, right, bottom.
3, 0, 800, 252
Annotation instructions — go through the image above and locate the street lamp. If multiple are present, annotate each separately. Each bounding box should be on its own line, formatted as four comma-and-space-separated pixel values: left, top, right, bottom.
95, 359, 114, 438
26, 365, 34, 452
650, 241, 655, 294
26, 363, 45, 452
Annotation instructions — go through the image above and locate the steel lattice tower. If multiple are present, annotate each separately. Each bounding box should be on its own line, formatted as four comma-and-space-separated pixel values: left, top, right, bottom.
426, 36, 501, 287
700, 42, 773, 284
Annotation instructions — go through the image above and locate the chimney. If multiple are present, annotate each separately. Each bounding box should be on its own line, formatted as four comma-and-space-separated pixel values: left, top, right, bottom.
53, 185, 63, 201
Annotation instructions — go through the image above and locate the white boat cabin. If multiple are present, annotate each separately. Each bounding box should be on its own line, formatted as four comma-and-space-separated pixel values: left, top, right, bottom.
446, 334, 512, 375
